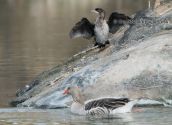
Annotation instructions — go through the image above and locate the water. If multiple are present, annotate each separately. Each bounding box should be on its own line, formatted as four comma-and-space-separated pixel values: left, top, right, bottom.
0, 0, 172, 124
0, 107, 171, 125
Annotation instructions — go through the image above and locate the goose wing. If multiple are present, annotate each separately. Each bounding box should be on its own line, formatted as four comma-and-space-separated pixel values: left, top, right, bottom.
85, 98, 130, 110
69, 18, 94, 40
107, 12, 132, 34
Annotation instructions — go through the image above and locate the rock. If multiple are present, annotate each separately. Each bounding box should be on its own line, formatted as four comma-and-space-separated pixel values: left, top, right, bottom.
136, 99, 164, 107
11, 2, 172, 108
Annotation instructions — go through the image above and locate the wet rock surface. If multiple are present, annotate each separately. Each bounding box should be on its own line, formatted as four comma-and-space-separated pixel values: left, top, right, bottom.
11, 2, 172, 108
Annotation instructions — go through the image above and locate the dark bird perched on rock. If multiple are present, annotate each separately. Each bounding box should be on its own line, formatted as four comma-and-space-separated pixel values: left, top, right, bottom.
69, 8, 131, 48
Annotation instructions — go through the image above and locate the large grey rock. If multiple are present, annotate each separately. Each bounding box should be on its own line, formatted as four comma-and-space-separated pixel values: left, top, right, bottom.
11, 2, 172, 108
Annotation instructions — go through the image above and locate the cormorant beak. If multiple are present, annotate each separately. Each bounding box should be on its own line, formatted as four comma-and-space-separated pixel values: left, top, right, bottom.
92, 10, 99, 14
63, 89, 68, 94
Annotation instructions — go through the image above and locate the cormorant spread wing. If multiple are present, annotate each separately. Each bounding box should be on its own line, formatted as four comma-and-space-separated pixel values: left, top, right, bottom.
108, 12, 132, 34
69, 18, 95, 40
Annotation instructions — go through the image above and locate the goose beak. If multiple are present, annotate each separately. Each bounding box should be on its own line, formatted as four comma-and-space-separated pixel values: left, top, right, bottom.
63, 89, 68, 94
92, 10, 99, 14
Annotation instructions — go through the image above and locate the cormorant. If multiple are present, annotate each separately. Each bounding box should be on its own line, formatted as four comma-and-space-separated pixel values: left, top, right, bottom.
69, 8, 131, 48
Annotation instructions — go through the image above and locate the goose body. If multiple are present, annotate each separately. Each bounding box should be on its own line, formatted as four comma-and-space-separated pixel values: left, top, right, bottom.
69, 8, 131, 48
63, 85, 137, 115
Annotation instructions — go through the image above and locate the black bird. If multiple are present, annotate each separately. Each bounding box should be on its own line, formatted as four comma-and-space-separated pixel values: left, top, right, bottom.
69, 8, 131, 48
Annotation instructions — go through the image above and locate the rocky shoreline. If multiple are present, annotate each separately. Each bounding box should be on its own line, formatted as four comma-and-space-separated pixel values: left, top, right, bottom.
11, 2, 172, 108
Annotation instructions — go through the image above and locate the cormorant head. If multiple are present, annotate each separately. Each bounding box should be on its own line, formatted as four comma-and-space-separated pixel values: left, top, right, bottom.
92, 8, 106, 19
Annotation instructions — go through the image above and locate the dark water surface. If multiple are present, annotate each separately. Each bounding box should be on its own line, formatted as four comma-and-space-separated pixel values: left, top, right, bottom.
0, 0, 171, 108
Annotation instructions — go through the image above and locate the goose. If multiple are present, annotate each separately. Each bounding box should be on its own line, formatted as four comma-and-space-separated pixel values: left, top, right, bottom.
63, 85, 140, 115
69, 8, 131, 48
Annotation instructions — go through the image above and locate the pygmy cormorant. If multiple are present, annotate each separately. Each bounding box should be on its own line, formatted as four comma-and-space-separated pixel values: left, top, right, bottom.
69, 8, 131, 48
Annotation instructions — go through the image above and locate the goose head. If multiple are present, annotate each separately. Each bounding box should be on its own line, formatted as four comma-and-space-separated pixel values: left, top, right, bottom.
63, 85, 85, 105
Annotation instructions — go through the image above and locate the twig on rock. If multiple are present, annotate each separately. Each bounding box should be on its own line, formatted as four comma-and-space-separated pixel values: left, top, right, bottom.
139, 85, 164, 90
73, 45, 99, 57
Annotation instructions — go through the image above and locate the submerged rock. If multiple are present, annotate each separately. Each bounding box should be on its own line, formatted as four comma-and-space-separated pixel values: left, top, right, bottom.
11, 2, 172, 108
